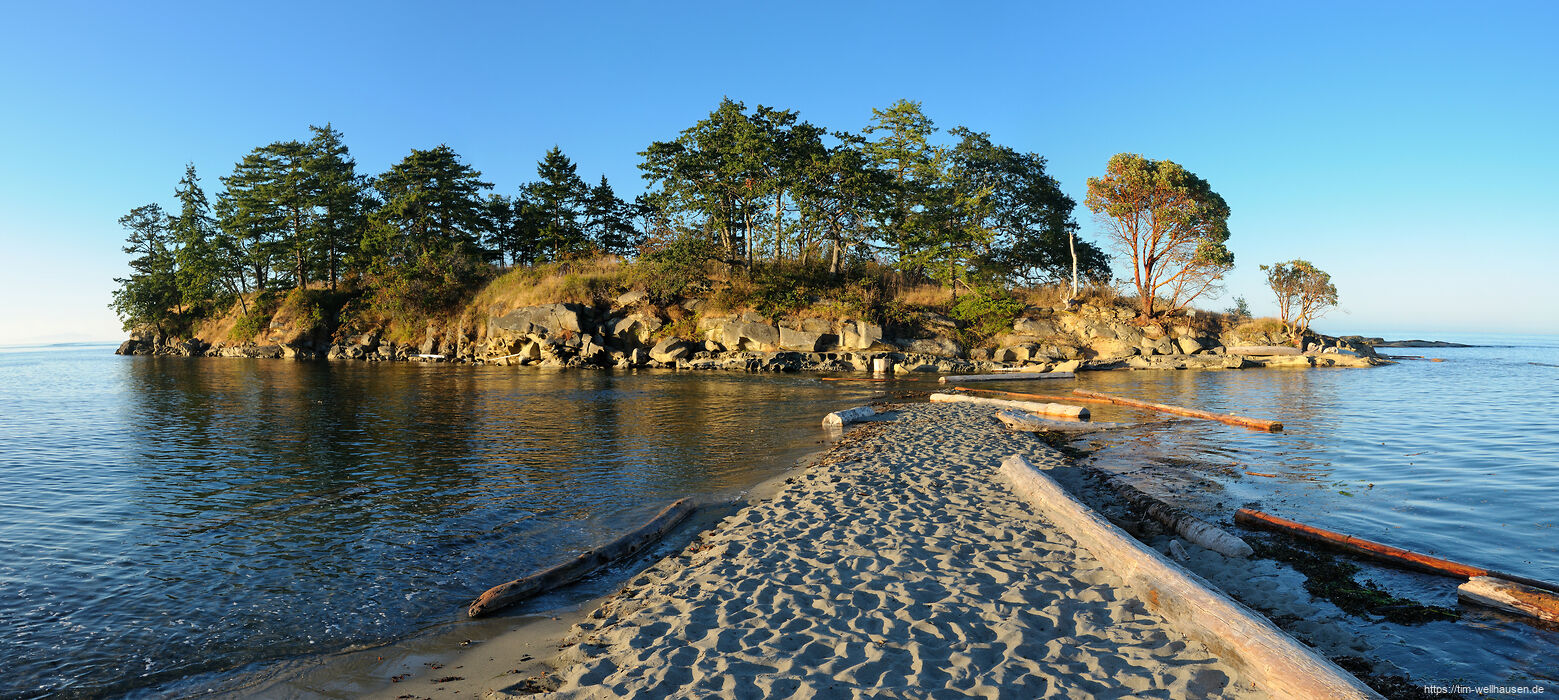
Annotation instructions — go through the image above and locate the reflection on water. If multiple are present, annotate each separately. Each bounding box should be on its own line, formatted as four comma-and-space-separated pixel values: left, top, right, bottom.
0, 348, 869, 698
1049, 335, 1559, 687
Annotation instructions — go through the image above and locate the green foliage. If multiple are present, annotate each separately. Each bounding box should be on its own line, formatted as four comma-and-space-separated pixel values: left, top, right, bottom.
228, 292, 281, 342
1085, 153, 1232, 318
110, 203, 180, 332
1261, 259, 1339, 333
949, 286, 1026, 339
631, 235, 716, 303
1225, 295, 1251, 318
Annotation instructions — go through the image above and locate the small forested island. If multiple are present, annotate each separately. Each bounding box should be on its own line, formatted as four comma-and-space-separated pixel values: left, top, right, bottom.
113, 99, 1371, 371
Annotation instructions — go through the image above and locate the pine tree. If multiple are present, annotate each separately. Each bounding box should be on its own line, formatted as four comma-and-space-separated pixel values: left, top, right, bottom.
110, 203, 180, 333
530, 147, 589, 260
583, 176, 641, 257
169, 164, 223, 313
305, 124, 370, 290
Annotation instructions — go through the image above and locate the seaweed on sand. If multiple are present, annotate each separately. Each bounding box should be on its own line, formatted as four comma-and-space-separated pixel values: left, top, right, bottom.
1249, 539, 1460, 625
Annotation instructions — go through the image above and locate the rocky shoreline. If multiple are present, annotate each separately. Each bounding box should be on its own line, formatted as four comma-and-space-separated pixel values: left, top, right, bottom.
116, 294, 1389, 373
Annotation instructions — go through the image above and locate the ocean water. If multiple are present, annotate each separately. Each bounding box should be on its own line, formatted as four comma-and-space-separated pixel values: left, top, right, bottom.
2, 336, 1556, 696
0, 347, 839, 698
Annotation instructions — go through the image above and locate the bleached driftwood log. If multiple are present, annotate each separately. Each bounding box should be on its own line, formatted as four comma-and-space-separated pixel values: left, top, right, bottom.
1089, 467, 1253, 558
938, 371, 1075, 384
1458, 576, 1559, 623
929, 392, 1088, 420
468, 498, 695, 618
998, 455, 1380, 700
823, 405, 876, 428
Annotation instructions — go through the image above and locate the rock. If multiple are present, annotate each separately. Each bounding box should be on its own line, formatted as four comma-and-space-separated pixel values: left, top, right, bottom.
1013, 318, 1058, 336
840, 321, 884, 350
1176, 337, 1205, 355
1053, 359, 1083, 373
612, 290, 647, 309
921, 312, 958, 330
492, 303, 589, 336
778, 327, 826, 352
995, 345, 1031, 363
1087, 337, 1137, 357
609, 313, 663, 346
712, 320, 779, 352
649, 337, 695, 364
903, 337, 963, 358
800, 318, 833, 334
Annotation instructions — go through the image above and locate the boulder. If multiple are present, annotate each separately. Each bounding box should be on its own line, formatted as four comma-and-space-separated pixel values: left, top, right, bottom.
839, 321, 884, 350
609, 313, 663, 346
712, 320, 779, 352
612, 290, 648, 309
1087, 337, 1137, 358
1012, 318, 1058, 336
1176, 337, 1205, 355
800, 317, 833, 334
995, 345, 1031, 363
649, 337, 696, 364
1053, 359, 1083, 373
492, 303, 589, 336
903, 337, 963, 358
778, 327, 826, 352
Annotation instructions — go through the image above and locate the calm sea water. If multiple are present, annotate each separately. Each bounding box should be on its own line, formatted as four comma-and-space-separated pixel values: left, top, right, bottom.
2, 336, 1556, 696
0, 347, 840, 698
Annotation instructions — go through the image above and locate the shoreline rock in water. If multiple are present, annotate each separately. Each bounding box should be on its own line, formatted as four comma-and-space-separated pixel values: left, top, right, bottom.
481, 403, 1343, 698
114, 300, 1388, 373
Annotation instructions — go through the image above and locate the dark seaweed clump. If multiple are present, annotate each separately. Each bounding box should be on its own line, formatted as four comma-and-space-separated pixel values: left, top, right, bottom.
1250, 539, 1460, 625
1331, 655, 1465, 700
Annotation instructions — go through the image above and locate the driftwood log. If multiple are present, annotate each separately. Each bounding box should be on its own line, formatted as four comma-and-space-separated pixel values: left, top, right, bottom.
1087, 466, 1253, 558
1072, 389, 1282, 431
1236, 508, 1559, 594
953, 386, 1119, 405
994, 409, 1133, 434
823, 405, 876, 428
468, 498, 695, 618
1225, 345, 1302, 356
938, 371, 1075, 384
999, 455, 1379, 699
929, 392, 1088, 420
1459, 576, 1559, 623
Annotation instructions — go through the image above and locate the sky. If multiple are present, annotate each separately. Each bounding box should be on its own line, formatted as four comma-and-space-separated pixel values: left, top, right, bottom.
1, 1, 1554, 343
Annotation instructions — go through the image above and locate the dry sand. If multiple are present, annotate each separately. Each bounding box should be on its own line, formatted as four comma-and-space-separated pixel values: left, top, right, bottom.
474, 402, 1273, 699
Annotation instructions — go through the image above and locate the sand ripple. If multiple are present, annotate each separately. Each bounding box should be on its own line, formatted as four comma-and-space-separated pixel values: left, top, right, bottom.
533, 403, 1263, 699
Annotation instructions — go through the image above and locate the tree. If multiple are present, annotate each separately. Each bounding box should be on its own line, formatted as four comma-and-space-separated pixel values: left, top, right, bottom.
640, 97, 770, 267
1084, 153, 1232, 318
110, 203, 179, 333
862, 100, 940, 269
1262, 259, 1339, 335
529, 146, 590, 260
943, 128, 1108, 288
305, 124, 371, 290
169, 164, 224, 313
366, 145, 494, 311
793, 133, 888, 273
582, 176, 641, 257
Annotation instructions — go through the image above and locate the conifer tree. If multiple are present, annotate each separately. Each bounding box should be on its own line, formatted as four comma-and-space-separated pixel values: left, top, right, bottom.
305, 124, 370, 290
169, 164, 224, 313
110, 203, 180, 333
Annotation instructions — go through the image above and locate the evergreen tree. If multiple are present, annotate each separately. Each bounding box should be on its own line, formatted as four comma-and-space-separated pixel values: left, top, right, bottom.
305, 124, 370, 290
863, 99, 939, 267
529, 147, 590, 260
110, 203, 180, 333
169, 164, 224, 313
583, 176, 641, 257
366, 145, 493, 309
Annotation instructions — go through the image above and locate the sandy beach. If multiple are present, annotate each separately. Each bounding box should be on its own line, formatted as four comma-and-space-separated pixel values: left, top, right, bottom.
420, 401, 1276, 699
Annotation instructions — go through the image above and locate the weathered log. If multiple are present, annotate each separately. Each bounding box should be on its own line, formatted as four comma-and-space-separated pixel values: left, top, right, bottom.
468, 498, 695, 618
928, 392, 1088, 420
1089, 467, 1253, 558
999, 455, 1379, 699
1225, 345, 1302, 356
1072, 389, 1282, 431
938, 371, 1075, 384
819, 377, 888, 382
953, 386, 1119, 405
994, 409, 1133, 434
1458, 576, 1559, 623
823, 405, 876, 428
1235, 508, 1559, 594
871, 358, 892, 374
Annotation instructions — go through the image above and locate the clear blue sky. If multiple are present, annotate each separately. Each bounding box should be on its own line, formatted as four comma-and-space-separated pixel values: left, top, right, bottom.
2, 1, 1554, 343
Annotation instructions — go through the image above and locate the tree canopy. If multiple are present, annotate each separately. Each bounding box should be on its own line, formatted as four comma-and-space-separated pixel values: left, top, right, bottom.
1085, 153, 1232, 318
1262, 259, 1339, 334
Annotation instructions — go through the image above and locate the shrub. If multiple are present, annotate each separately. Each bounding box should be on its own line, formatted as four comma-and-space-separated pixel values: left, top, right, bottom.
632, 235, 716, 303
950, 287, 1026, 339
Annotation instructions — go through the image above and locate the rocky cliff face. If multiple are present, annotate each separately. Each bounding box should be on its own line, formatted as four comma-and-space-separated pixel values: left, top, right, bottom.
117, 295, 1383, 372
